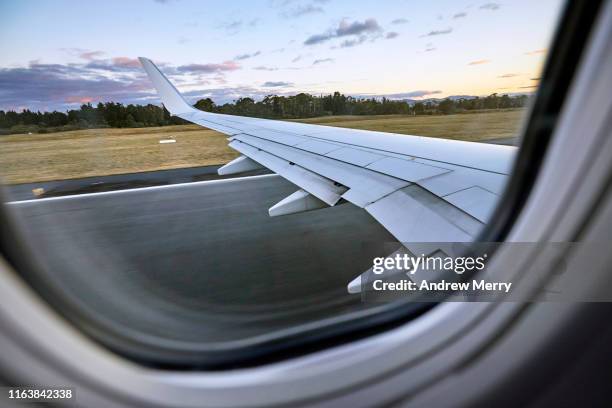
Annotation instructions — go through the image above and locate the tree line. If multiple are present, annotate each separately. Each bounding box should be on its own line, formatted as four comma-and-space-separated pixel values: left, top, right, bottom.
197, 92, 528, 117
0, 92, 529, 134
0, 102, 186, 135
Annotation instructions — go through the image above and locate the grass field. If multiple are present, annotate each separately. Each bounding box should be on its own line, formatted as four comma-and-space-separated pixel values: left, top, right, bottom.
0, 109, 525, 184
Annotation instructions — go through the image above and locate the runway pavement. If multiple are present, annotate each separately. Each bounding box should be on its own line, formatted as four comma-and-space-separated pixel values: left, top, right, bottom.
5, 165, 271, 201
6, 174, 398, 352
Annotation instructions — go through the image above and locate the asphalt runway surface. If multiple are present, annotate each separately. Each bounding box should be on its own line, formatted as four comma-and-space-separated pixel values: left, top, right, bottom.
6, 165, 271, 201
6, 174, 398, 350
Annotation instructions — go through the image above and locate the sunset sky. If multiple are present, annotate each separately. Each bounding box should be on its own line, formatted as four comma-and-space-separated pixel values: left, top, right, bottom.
0, 0, 564, 112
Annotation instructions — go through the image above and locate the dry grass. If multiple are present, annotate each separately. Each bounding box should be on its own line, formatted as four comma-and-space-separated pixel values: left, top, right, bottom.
0, 110, 525, 184
293, 109, 525, 141
0, 126, 238, 184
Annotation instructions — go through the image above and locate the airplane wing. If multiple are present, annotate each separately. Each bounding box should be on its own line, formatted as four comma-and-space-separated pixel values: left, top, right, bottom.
140, 57, 516, 292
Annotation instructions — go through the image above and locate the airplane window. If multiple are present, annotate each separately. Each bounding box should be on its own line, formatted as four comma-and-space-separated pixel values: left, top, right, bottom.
0, 0, 565, 367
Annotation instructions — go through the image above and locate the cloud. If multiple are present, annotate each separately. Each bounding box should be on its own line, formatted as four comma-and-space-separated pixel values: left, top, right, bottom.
253, 66, 278, 71
391, 18, 408, 25
313, 58, 334, 65
337, 19, 381, 36
218, 18, 259, 34
453, 12, 467, 18
262, 81, 293, 87
304, 18, 382, 45
292, 55, 303, 63
223, 20, 243, 31
282, 4, 324, 18
0, 61, 154, 111
339, 36, 367, 48
382, 90, 443, 99
234, 51, 261, 60
60, 48, 106, 61
421, 28, 452, 37
525, 49, 547, 55
84, 57, 144, 73
177, 61, 241, 73
111, 57, 141, 68
335, 30, 397, 47
180, 86, 289, 104
0, 56, 304, 111
80, 50, 105, 61
304, 33, 334, 45
498, 73, 520, 78
480, 3, 501, 10
468, 59, 491, 65
64, 96, 94, 104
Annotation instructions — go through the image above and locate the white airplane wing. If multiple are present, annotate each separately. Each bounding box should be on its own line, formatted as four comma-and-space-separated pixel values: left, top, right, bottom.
140, 57, 516, 291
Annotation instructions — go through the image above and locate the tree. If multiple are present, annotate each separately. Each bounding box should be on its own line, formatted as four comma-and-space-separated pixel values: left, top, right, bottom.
413, 102, 425, 115
194, 98, 215, 112
438, 99, 456, 114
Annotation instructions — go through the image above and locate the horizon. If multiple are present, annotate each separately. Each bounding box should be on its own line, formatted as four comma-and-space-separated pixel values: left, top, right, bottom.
0, 90, 533, 114
0, 0, 561, 112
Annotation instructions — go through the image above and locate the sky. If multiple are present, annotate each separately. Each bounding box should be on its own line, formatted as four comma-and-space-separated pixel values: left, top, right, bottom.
0, 0, 564, 112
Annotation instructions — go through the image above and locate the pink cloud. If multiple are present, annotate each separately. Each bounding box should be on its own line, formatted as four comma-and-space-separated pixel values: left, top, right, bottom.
65, 96, 93, 104
468, 59, 491, 65
112, 57, 141, 68
177, 60, 241, 73
79, 50, 105, 61
524, 49, 547, 56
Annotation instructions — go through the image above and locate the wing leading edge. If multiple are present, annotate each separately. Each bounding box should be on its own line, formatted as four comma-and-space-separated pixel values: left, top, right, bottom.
140, 57, 517, 291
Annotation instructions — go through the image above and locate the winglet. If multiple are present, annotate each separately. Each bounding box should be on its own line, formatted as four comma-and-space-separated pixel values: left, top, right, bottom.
138, 57, 193, 115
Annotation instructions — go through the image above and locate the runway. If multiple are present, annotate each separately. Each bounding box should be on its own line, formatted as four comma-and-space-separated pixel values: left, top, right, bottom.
6, 174, 397, 353
5, 164, 271, 201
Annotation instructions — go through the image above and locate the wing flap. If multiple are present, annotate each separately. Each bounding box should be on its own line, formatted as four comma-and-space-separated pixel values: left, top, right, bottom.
444, 186, 498, 223
365, 185, 480, 243
229, 139, 346, 206
324, 147, 386, 167
291, 127, 515, 175
294, 139, 343, 155
366, 156, 451, 182
232, 134, 409, 207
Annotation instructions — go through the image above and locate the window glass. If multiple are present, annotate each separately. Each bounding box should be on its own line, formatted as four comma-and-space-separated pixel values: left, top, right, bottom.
0, 0, 564, 365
